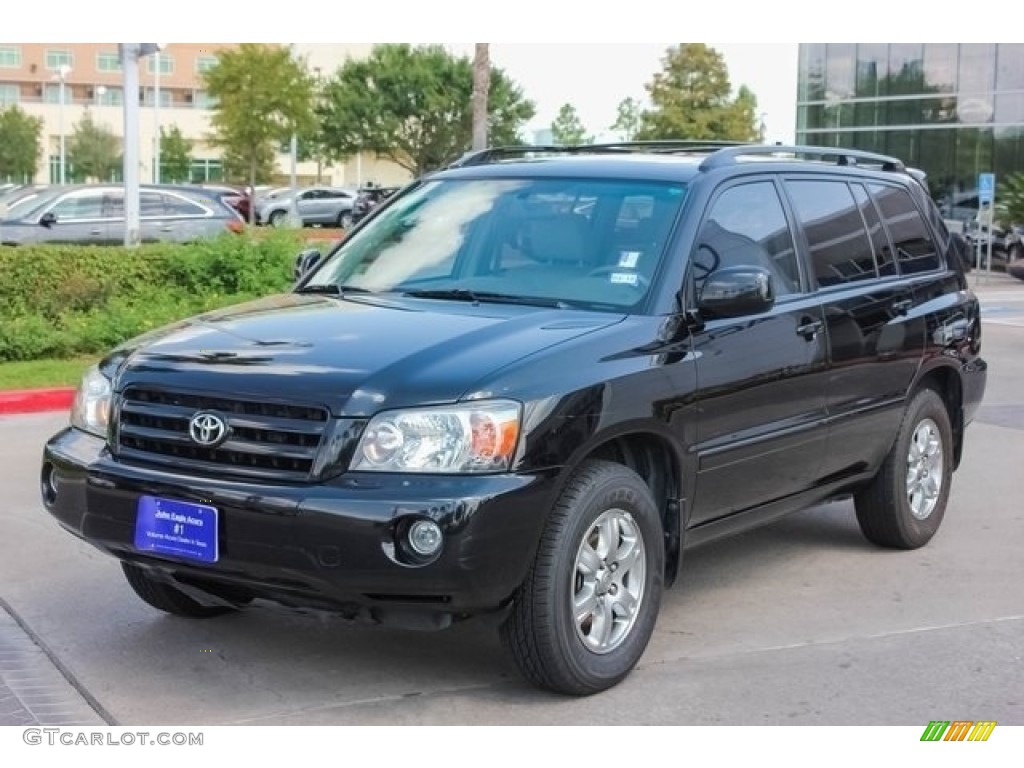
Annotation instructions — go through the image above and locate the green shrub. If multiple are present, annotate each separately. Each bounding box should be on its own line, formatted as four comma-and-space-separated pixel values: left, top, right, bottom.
0, 231, 309, 362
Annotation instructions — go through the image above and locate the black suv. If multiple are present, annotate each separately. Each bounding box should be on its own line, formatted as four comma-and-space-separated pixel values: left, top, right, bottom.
41, 142, 987, 695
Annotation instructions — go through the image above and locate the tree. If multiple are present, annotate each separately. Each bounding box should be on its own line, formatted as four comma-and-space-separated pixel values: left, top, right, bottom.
203, 43, 316, 214
611, 97, 642, 141
997, 172, 1024, 227
67, 110, 120, 182
637, 44, 759, 142
160, 125, 193, 183
317, 44, 535, 176
550, 103, 591, 146
0, 106, 43, 181
472, 43, 490, 151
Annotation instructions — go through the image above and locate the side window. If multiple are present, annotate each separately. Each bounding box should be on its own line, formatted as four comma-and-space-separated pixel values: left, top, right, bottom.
868, 183, 941, 275
162, 194, 207, 216
851, 184, 896, 277
693, 181, 802, 296
49, 193, 104, 220
786, 180, 877, 287
140, 192, 166, 217
103, 192, 124, 219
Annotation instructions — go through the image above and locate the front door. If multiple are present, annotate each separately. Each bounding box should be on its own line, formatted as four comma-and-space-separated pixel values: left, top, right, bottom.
687, 178, 830, 524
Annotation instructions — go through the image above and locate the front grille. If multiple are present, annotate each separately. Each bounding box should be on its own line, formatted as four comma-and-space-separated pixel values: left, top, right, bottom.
116, 387, 329, 480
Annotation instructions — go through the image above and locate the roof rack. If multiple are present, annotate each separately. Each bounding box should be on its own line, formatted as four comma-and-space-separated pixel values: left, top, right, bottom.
698, 144, 906, 172
447, 142, 909, 177
448, 140, 756, 169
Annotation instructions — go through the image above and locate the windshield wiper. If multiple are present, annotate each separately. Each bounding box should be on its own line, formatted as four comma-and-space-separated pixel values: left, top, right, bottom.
295, 284, 372, 296
402, 288, 573, 309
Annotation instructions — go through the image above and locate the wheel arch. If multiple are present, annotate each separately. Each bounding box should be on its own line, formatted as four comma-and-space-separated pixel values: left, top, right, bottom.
552, 424, 686, 588
911, 362, 964, 469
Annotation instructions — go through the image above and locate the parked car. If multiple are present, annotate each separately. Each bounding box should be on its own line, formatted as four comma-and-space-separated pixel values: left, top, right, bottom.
0, 184, 243, 245
41, 142, 986, 695
350, 184, 401, 226
200, 184, 252, 223
255, 185, 358, 228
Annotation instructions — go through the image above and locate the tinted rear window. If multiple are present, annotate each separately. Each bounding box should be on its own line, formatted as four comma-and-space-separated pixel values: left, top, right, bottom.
868, 183, 941, 275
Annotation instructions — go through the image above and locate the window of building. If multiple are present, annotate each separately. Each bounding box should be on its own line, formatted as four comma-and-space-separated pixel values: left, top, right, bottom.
96, 86, 123, 106
0, 83, 18, 106
0, 46, 21, 68
196, 55, 217, 73
96, 51, 122, 72
694, 181, 803, 296
190, 158, 223, 183
143, 88, 173, 108
45, 50, 73, 70
43, 83, 63, 104
191, 90, 218, 109
786, 180, 878, 286
147, 55, 174, 76
868, 183, 940, 275
923, 44, 959, 93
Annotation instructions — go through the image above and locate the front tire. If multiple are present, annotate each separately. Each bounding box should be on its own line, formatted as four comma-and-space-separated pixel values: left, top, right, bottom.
500, 460, 664, 695
122, 563, 236, 618
854, 388, 953, 549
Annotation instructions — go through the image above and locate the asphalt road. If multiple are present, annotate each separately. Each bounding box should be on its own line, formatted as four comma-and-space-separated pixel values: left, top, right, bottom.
1, 276, 1022, 726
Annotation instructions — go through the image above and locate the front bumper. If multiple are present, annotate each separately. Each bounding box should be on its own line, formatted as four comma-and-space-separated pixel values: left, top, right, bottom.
42, 428, 557, 623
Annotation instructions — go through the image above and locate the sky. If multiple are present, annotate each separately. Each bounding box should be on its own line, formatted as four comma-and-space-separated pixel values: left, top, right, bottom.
445, 44, 800, 143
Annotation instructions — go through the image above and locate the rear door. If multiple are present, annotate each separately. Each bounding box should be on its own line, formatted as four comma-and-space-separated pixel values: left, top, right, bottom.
687, 177, 830, 524
782, 177, 927, 480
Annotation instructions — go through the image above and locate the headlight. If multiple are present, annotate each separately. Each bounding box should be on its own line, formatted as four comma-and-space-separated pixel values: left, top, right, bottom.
351, 400, 521, 473
70, 365, 112, 438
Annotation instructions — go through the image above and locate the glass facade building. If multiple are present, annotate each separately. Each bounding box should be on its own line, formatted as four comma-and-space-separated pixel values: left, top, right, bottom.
796, 44, 1024, 223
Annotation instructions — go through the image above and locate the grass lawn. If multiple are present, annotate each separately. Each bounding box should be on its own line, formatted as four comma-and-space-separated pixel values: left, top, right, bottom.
0, 357, 98, 390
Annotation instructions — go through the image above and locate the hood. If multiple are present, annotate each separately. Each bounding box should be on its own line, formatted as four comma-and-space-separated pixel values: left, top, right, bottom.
109, 293, 624, 415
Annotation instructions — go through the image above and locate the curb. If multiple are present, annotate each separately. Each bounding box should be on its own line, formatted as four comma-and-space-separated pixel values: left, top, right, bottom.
0, 388, 75, 415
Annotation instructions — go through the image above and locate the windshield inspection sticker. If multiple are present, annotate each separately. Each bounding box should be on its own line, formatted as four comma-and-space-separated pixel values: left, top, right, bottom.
618, 251, 641, 268
610, 272, 639, 285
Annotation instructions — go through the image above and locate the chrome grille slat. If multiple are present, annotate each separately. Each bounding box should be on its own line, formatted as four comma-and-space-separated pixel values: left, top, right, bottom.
116, 387, 329, 480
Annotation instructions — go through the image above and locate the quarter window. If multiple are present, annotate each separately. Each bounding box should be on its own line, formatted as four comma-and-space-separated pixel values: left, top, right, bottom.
786, 180, 877, 286
694, 181, 802, 296
851, 184, 896, 277
868, 184, 941, 274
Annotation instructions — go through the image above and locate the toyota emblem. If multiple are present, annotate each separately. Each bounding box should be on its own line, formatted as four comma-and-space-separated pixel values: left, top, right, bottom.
188, 411, 228, 447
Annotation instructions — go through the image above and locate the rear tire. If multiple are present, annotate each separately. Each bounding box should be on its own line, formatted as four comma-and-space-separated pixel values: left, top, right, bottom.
854, 388, 953, 549
500, 460, 663, 695
122, 563, 236, 618
337, 211, 353, 229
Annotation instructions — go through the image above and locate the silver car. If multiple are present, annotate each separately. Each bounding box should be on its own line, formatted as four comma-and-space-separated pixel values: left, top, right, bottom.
0, 185, 243, 246
256, 185, 358, 228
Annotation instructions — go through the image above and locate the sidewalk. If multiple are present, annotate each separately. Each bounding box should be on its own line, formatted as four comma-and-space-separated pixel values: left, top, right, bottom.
0, 599, 107, 726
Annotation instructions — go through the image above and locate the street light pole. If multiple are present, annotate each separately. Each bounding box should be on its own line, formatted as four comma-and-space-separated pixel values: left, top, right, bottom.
57, 64, 71, 184
153, 50, 161, 184
287, 44, 300, 228
121, 43, 162, 248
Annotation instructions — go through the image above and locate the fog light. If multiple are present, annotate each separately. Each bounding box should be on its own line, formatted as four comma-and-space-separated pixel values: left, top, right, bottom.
41, 463, 57, 505
408, 520, 443, 557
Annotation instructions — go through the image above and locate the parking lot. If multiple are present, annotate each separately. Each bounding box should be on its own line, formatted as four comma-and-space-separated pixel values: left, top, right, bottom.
1, 275, 1023, 726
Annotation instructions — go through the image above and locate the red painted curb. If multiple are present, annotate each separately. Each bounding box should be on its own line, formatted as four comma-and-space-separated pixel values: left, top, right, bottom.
0, 388, 76, 415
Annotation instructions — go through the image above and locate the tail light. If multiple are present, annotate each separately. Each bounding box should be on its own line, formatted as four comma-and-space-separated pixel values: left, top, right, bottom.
225, 220, 245, 234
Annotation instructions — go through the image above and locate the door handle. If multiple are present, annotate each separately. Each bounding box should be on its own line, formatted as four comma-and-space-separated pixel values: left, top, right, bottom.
159, 226, 174, 232
891, 299, 913, 316
89, 228, 103, 235
796, 318, 823, 340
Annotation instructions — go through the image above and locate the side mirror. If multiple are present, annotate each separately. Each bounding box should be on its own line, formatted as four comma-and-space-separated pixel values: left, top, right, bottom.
294, 248, 322, 281
698, 266, 774, 318
39, 211, 57, 228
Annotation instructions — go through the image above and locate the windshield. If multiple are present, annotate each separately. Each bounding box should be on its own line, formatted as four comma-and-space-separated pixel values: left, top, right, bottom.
305, 177, 687, 310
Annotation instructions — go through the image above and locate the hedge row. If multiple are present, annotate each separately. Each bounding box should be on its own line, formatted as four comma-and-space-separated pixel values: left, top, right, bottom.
0, 231, 311, 362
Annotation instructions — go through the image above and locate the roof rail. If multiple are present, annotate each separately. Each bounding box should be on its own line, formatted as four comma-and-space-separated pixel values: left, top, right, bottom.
448, 140, 757, 169
699, 144, 906, 172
